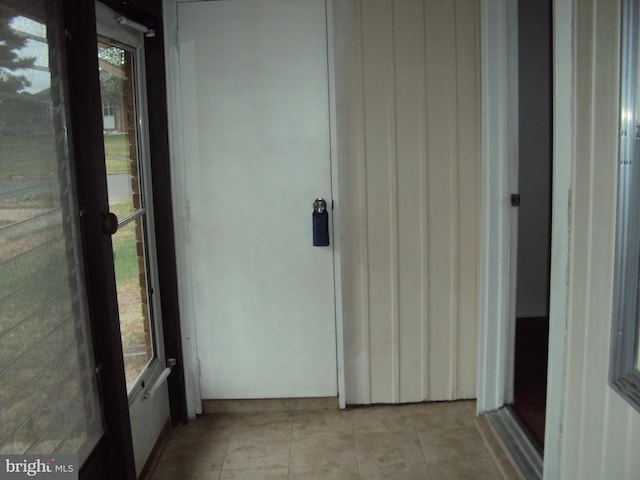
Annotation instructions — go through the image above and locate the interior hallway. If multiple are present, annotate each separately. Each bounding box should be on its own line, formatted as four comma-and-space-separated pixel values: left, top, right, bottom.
145, 401, 518, 480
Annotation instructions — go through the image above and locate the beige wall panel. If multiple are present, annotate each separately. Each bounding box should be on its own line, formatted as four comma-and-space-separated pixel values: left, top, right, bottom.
561, 0, 593, 464
454, 0, 479, 398
563, 0, 613, 475
557, 0, 640, 476
336, 0, 480, 404
392, 0, 429, 403
424, 0, 459, 400
361, 0, 398, 403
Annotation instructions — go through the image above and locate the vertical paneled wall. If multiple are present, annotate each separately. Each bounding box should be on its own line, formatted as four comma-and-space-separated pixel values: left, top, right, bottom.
553, 0, 640, 477
334, 0, 480, 404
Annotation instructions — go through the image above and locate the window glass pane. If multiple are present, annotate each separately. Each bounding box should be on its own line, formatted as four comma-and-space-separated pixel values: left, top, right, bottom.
99, 42, 142, 220
637, 307, 640, 371
0, 1, 102, 462
112, 218, 154, 389
611, 0, 640, 411
98, 40, 155, 392
635, 14, 640, 372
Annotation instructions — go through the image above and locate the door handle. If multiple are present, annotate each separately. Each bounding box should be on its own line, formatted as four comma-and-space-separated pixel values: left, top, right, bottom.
312, 198, 329, 246
101, 211, 119, 235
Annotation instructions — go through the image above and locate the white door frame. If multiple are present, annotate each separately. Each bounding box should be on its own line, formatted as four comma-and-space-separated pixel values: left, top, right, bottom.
543, 0, 573, 475
477, 0, 573, 476
163, 0, 200, 416
477, 0, 519, 413
162, 0, 346, 416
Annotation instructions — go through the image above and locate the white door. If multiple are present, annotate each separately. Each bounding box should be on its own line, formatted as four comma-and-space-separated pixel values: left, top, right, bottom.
177, 0, 337, 399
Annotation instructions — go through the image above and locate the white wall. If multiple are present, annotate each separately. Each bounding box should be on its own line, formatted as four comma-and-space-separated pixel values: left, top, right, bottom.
515, 0, 551, 319
547, 0, 640, 477
333, 0, 480, 405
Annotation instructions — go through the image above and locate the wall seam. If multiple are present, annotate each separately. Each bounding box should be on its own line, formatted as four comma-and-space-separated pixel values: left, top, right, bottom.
389, 0, 401, 404
421, 0, 431, 400
357, 0, 372, 404
450, 0, 461, 399
420, 0, 430, 402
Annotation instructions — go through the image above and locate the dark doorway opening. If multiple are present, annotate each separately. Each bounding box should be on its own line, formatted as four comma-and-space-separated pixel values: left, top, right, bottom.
511, 0, 553, 451
513, 317, 549, 447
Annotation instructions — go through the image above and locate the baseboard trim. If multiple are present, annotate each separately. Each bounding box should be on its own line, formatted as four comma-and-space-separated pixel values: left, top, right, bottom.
202, 397, 339, 413
475, 415, 523, 479
485, 407, 543, 480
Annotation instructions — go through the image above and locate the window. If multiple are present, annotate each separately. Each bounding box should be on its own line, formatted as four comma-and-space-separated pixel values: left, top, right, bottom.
97, 8, 164, 395
102, 100, 114, 117
0, 0, 103, 461
610, 0, 640, 412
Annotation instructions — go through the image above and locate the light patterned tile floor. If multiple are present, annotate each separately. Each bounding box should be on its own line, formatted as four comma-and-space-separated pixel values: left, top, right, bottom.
148, 401, 504, 480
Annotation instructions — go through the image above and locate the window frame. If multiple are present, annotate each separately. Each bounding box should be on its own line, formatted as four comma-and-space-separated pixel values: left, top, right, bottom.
0, 0, 105, 462
610, 0, 640, 413
96, 3, 166, 400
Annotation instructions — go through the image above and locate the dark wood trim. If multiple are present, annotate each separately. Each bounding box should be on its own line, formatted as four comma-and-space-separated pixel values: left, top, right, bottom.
79, 437, 110, 480
100, 0, 161, 21
143, 23, 189, 428
64, 1, 136, 478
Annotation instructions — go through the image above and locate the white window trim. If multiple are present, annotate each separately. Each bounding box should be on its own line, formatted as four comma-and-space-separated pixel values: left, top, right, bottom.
609, 0, 640, 413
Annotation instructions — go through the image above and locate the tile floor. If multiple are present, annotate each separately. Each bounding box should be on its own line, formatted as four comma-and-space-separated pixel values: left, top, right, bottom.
148, 401, 506, 480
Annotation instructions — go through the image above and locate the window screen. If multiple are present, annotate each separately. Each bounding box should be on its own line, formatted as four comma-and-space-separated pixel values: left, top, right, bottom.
0, 0, 103, 462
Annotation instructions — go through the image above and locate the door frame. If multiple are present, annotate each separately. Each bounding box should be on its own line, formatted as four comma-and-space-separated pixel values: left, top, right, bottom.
96, 0, 188, 428
64, 0, 136, 477
95, 3, 174, 474
477, 0, 519, 414
477, 0, 573, 477
64, 0, 186, 476
162, 0, 346, 415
